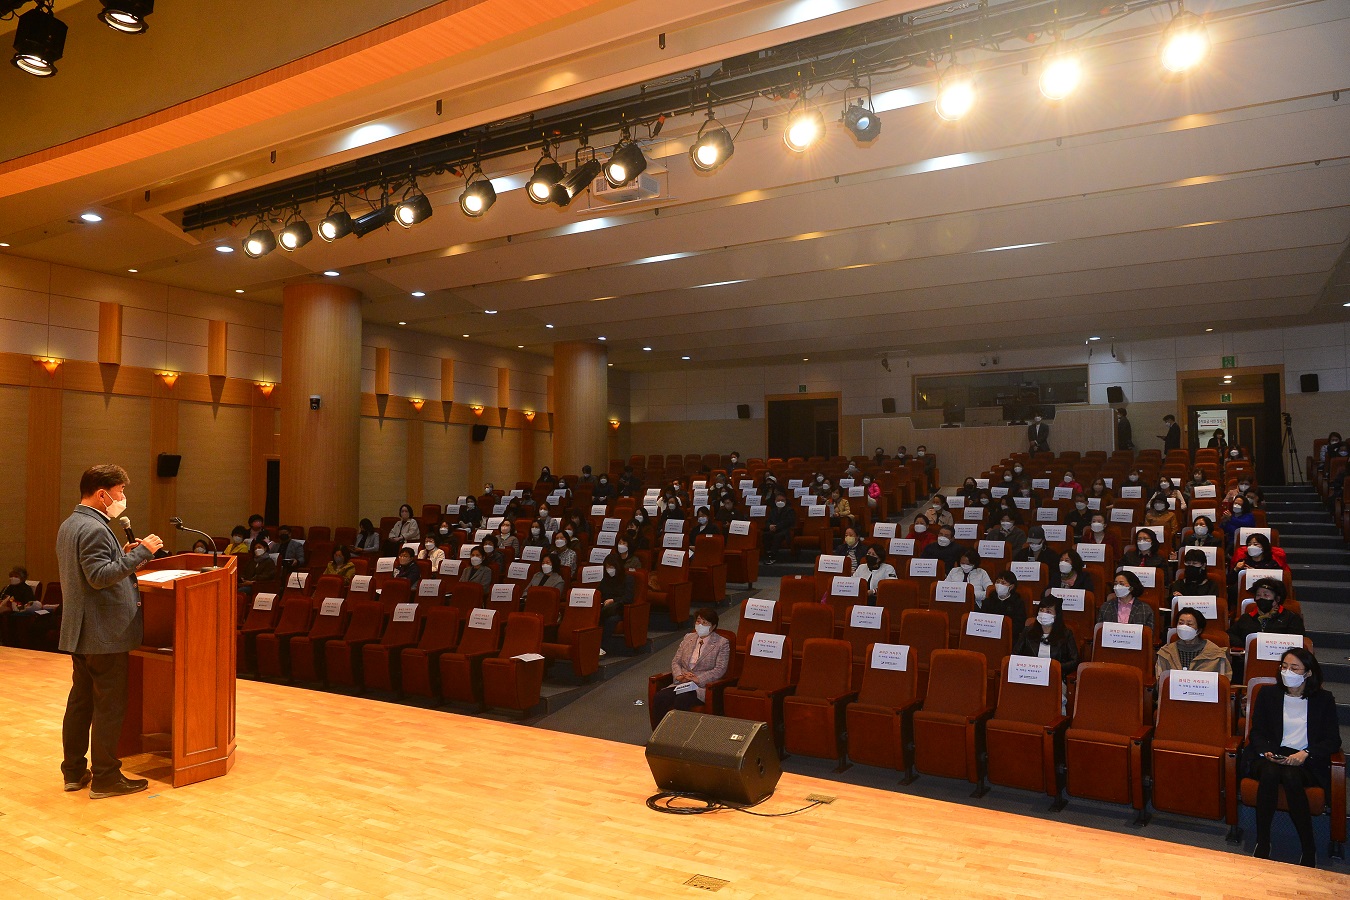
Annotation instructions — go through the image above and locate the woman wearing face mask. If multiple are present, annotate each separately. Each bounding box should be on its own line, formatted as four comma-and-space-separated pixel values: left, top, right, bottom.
1118, 529, 1167, 576
456, 496, 483, 532
591, 473, 614, 504
322, 546, 356, 587
1205, 428, 1228, 454
552, 534, 578, 574
1169, 548, 1215, 597
1155, 608, 1230, 680
829, 489, 852, 529
1219, 498, 1257, 550
1014, 478, 1041, 511
1013, 525, 1057, 568
479, 538, 504, 570
417, 536, 445, 570
354, 518, 381, 554
983, 514, 1027, 555
1048, 549, 1093, 594
834, 526, 866, 568
526, 552, 567, 594
691, 506, 722, 539
1097, 570, 1155, 629
1087, 477, 1114, 506
1059, 470, 1083, 496
458, 549, 491, 588
980, 571, 1028, 641
1229, 577, 1304, 649
239, 540, 277, 590
525, 520, 549, 548
1180, 515, 1221, 549
553, 479, 573, 505
864, 474, 881, 511
566, 512, 591, 541
614, 537, 643, 575
1224, 477, 1264, 512
854, 547, 897, 604
907, 516, 936, 554
224, 527, 251, 556
1156, 478, 1188, 517
1064, 492, 1092, 536
763, 492, 796, 564
495, 521, 519, 556
1144, 491, 1180, 538
536, 466, 557, 487
598, 551, 637, 652
944, 548, 993, 595
1079, 512, 1121, 557
1012, 597, 1079, 683
1231, 533, 1288, 577
1182, 468, 1213, 501
624, 521, 650, 553
658, 496, 687, 532
650, 608, 731, 725
959, 478, 981, 501
1245, 648, 1340, 867
388, 503, 421, 550
917, 495, 953, 530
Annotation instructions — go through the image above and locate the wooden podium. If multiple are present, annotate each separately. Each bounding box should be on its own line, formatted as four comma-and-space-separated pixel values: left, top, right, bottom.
120, 553, 238, 787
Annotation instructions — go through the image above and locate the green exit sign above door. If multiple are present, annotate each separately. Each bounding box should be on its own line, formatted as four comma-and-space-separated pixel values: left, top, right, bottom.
798, 384, 807, 393
1220, 393, 1232, 403
1221, 355, 1236, 368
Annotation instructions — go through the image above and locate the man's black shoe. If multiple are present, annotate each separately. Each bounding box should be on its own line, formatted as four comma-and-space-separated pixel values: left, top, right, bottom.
89, 777, 149, 800
63, 771, 92, 792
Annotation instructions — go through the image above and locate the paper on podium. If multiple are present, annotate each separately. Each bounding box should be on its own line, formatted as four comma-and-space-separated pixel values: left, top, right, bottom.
138, 569, 199, 583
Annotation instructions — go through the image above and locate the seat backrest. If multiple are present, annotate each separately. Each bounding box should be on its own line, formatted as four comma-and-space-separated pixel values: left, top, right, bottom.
1091, 623, 1155, 682
692, 534, 725, 565
1242, 632, 1312, 685
796, 638, 854, 699
342, 599, 385, 642
273, 595, 314, 634
416, 606, 461, 651
378, 602, 425, 646
306, 596, 351, 639
874, 579, 917, 622
447, 581, 485, 616
498, 611, 545, 658
240, 592, 283, 630
922, 649, 988, 715
994, 656, 1063, 724
842, 605, 890, 657
736, 598, 783, 647
455, 608, 504, 655
856, 642, 918, 707
957, 612, 1013, 673
736, 633, 793, 692
310, 574, 346, 604
522, 586, 561, 626
787, 603, 835, 650
1071, 662, 1144, 733
556, 597, 602, 644
778, 575, 817, 620
379, 579, 413, 615
1155, 671, 1231, 744
897, 609, 950, 669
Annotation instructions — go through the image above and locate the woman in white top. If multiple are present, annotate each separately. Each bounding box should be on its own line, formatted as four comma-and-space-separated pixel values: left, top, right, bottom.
388, 504, 421, 545
416, 537, 445, 569
853, 547, 897, 603
943, 548, 992, 595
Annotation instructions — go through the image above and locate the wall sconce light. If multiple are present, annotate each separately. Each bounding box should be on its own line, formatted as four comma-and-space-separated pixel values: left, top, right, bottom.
257, 382, 275, 397
471, 405, 484, 416
609, 419, 621, 430
35, 357, 61, 374
157, 371, 178, 389
410, 398, 425, 412
524, 410, 536, 422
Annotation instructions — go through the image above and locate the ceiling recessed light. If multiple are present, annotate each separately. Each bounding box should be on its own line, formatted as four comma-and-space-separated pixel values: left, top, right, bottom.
607, 363, 613, 367
1088, 336, 1101, 341
517, 345, 524, 349
0, 242, 10, 247
597, 336, 606, 341
1343, 302, 1350, 308
398, 321, 407, 326
642, 346, 652, 351
215, 245, 234, 253
803, 357, 810, 361
127, 268, 137, 273
323, 270, 340, 277
681, 356, 691, 361
462, 333, 470, 338
235, 289, 244, 294
545, 324, 554, 329
80, 212, 103, 223
1205, 327, 1214, 332
411, 291, 425, 298
484, 309, 498, 315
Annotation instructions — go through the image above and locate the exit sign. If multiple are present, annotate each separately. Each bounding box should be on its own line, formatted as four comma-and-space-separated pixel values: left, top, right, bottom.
798, 384, 807, 393
1220, 393, 1232, 403
1221, 355, 1236, 368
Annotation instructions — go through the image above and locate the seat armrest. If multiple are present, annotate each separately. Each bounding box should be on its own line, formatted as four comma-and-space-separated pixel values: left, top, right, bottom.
1043, 715, 1070, 736
1130, 725, 1154, 744
826, 690, 860, 706
967, 705, 996, 725
462, 649, 496, 664
649, 672, 674, 690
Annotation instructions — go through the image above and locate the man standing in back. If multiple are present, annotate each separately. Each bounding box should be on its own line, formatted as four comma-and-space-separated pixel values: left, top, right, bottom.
1159, 414, 1181, 452
57, 464, 163, 799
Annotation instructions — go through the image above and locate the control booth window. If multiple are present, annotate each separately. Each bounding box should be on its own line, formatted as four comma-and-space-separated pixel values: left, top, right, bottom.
914, 366, 1089, 423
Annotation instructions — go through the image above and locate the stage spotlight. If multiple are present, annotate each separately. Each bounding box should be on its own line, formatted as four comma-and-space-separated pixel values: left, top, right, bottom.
550, 150, 602, 207
1160, 9, 1209, 75
318, 206, 353, 242
1039, 47, 1082, 101
689, 117, 734, 171
842, 102, 881, 142
459, 168, 496, 217
604, 138, 647, 187
528, 151, 564, 204
98, 0, 154, 34
395, 190, 433, 227
351, 205, 395, 238
278, 218, 312, 252
935, 63, 976, 121
11, 6, 67, 78
783, 103, 824, 152
243, 225, 276, 258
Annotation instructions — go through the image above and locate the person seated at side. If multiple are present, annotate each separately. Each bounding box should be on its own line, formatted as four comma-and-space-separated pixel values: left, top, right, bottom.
393, 548, 421, 588
597, 552, 637, 652
354, 518, 381, 553
1049, 549, 1094, 594
456, 497, 483, 532
1155, 607, 1230, 680
985, 512, 1027, 555
834, 525, 866, 568
323, 546, 356, 586
1118, 528, 1168, 578
1231, 532, 1288, 578
1180, 515, 1221, 549
1229, 577, 1304, 648
978, 570, 1027, 641
1064, 494, 1092, 536
690, 506, 722, 540
269, 526, 306, 569
853, 547, 896, 604
479, 536, 504, 570
649, 607, 731, 725
1013, 525, 1057, 568
1169, 548, 1216, 597
388, 504, 422, 547
1080, 512, 1121, 557
944, 548, 992, 595
457, 547, 491, 588
1143, 493, 1180, 536
921, 524, 964, 569
614, 539, 642, 574
1097, 570, 1155, 630
1012, 597, 1078, 677
239, 540, 276, 589
592, 472, 614, 503
494, 520, 519, 556
526, 553, 566, 592
224, 526, 251, 556
417, 536, 444, 570
552, 534, 578, 573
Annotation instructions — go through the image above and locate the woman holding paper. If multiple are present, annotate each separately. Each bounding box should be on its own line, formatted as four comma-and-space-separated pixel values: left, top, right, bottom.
1246, 647, 1341, 867
650, 608, 731, 725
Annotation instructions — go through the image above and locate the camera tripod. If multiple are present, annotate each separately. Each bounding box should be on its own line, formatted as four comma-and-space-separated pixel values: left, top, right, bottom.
1282, 412, 1303, 484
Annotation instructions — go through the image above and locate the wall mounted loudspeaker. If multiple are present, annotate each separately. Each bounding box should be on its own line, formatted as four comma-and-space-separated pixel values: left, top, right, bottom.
881, 397, 896, 414
736, 404, 751, 419
1106, 386, 1125, 404
156, 453, 182, 478
471, 424, 489, 442
645, 710, 781, 805
1300, 373, 1319, 393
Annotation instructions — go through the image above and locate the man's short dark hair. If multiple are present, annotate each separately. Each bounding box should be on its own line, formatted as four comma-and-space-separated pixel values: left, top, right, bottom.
79, 464, 129, 497
694, 607, 719, 628
249, 514, 264, 525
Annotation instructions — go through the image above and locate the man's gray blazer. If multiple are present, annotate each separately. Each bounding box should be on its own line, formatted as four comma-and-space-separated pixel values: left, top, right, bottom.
57, 505, 153, 655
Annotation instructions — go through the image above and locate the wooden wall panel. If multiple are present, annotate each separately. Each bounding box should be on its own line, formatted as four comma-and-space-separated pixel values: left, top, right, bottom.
0, 386, 31, 578
423, 422, 472, 508
148, 397, 179, 551
25, 386, 63, 585
59, 393, 152, 544
358, 416, 407, 525
406, 418, 424, 509
177, 402, 252, 541
552, 342, 607, 477
98, 302, 122, 365
481, 425, 523, 490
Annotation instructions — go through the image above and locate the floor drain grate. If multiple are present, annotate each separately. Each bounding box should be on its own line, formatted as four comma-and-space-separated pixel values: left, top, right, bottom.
684, 874, 729, 891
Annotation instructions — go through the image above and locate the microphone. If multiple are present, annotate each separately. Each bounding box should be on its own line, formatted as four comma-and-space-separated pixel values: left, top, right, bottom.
117, 516, 136, 545
170, 517, 220, 569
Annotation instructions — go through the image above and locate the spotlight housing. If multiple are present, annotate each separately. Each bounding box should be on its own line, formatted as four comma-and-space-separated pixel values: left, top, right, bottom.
1039, 47, 1082, 101
318, 205, 353, 242
11, 6, 67, 78
1159, 9, 1209, 75
842, 102, 881, 142
98, 0, 153, 34
395, 190, 433, 227
278, 218, 312, 252
935, 63, 976, 121
689, 117, 734, 171
243, 226, 276, 259
351, 205, 395, 238
604, 138, 647, 188
783, 103, 825, 152
550, 149, 602, 207
459, 168, 496, 217
527, 152, 564, 205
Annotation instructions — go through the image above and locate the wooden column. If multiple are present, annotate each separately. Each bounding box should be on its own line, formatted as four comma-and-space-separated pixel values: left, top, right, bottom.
149, 395, 179, 551
407, 416, 424, 509
280, 284, 362, 530
25, 379, 63, 584
98, 302, 122, 365
552, 342, 607, 478
375, 347, 391, 396
207, 320, 228, 377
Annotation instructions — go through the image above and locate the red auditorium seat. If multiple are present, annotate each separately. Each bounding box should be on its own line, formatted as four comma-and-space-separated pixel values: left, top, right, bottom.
984, 657, 1068, 806
359, 602, 427, 694
1150, 671, 1238, 826
447, 582, 485, 618
541, 588, 603, 679
896, 609, 950, 700
845, 642, 921, 780
480, 612, 549, 714
322, 600, 386, 688
721, 632, 794, 750
911, 649, 993, 794
646, 628, 739, 728
439, 608, 507, 705
786, 603, 834, 683
399, 607, 464, 700
723, 520, 760, 588
783, 638, 856, 769
287, 596, 358, 684
777, 575, 816, 627
646, 553, 693, 625
236, 591, 283, 674
690, 535, 728, 606
522, 586, 562, 631
841, 605, 890, 690
958, 612, 1013, 704
929, 581, 976, 645
253, 596, 316, 680
1064, 662, 1151, 824
875, 580, 918, 641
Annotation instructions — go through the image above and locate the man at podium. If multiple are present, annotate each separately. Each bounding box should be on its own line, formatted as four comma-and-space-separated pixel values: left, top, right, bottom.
56, 464, 164, 799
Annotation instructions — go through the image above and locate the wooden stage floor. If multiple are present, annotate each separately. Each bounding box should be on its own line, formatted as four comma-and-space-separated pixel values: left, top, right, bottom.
2, 647, 1346, 899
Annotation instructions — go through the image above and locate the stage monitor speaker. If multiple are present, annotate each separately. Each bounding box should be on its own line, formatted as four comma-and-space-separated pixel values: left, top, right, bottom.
645, 710, 781, 805
1300, 373, 1319, 393
736, 404, 751, 419
881, 397, 896, 414
156, 453, 182, 478
471, 424, 489, 442
1106, 385, 1125, 404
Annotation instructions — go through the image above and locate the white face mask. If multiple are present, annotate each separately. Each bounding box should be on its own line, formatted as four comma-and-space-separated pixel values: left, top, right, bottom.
937, 536, 951, 547
605, 567, 617, 577
1063, 475, 1072, 483
541, 563, 553, 574
1176, 624, 1199, 642
1246, 545, 1262, 559
1232, 504, 1244, 513
102, 490, 127, 519
425, 542, 435, 550
1003, 474, 1013, 482
776, 501, 786, 509
1280, 669, 1305, 688
698, 517, 707, 525
1001, 522, 1013, 532
1059, 560, 1073, 574
917, 451, 925, 457
1154, 503, 1167, 512
1091, 522, 1105, 533
470, 556, 483, 567
1028, 541, 1043, 552
555, 540, 567, 549
255, 548, 266, 557
1129, 475, 1139, 483
1013, 466, 1022, 474
1036, 611, 1056, 627
617, 544, 628, 554
913, 522, 927, 533
1194, 525, 1208, 537
1114, 584, 1131, 599
1137, 540, 1152, 552
695, 623, 712, 637
995, 584, 1011, 599
960, 563, 974, 573
1075, 502, 1087, 511
9, 577, 20, 585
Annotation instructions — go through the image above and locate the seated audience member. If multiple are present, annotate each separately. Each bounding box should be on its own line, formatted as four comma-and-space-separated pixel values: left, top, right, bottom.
458, 548, 491, 589
1219, 497, 1255, 549
0, 568, 40, 646
853, 547, 896, 604
553, 478, 573, 505
1224, 475, 1264, 513
536, 466, 557, 486
873, 446, 888, 465
224, 527, 251, 556
979, 570, 1027, 640
565, 511, 590, 541
1118, 528, 1168, 576
1097, 570, 1155, 630
526, 553, 566, 592
189, 539, 212, 554
1229, 577, 1304, 648
525, 521, 549, 548
1182, 468, 1214, 501
1143, 493, 1180, 536
762, 493, 796, 564
592, 473, 614, 503
959, 477, 981, 502
985, 512, 1027, 555
828, 488, 852, 529
597, 552, 637, 651
246, 514, 268, 545
1012, 597, 1078, 679
922, 524, 964, 569
431, 517, 456, 545
239, 541, 277, 590
1181, 515, 1221, 549
1087, 477, 1114, 506
616, 465, 642, 498
552, 533, 578, 573
1014, 479, 1040, 511
1206, 428, 1229, 454
270, 526, 305, 569
865, 474, 881, 510
894, 445, 910, 465
649, 607, 731, 724
1231, 532, 1288, 577
1014, 525, 1057, 568
1049, 549, 1093, 594
991, 494, 1022, 527
1245, 647, 1341, 867
1224, 445, 1249, 464
417, 536, 445, 569
1170, 548, 1216, 597
389, 504, 422, 547
1064, 494, 1092, 536
944, 548, 992, 595
624, 520, 649, 553
917, 495, 954, 530
1156, 607, 1231, 680
354, 518, 382, 553
1059, 470, 1083, 496
1123, 468, 1145, 491
658, 497, 687, 531
325, 546, 357, 586
691, 507, 722, 540
457, 497, 484, 531
393, 548, 421, 588
834, 525, 866, 568
908, 517, 936, 554
1156, 477, 1188, 517
614, 538, 642, 574
578, 465, 597, 486
495, 520, 520, 556
758, 470, 780, 497
479, 536, 505, 569
974, 489, 993, 514
714, 496, 737, 526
